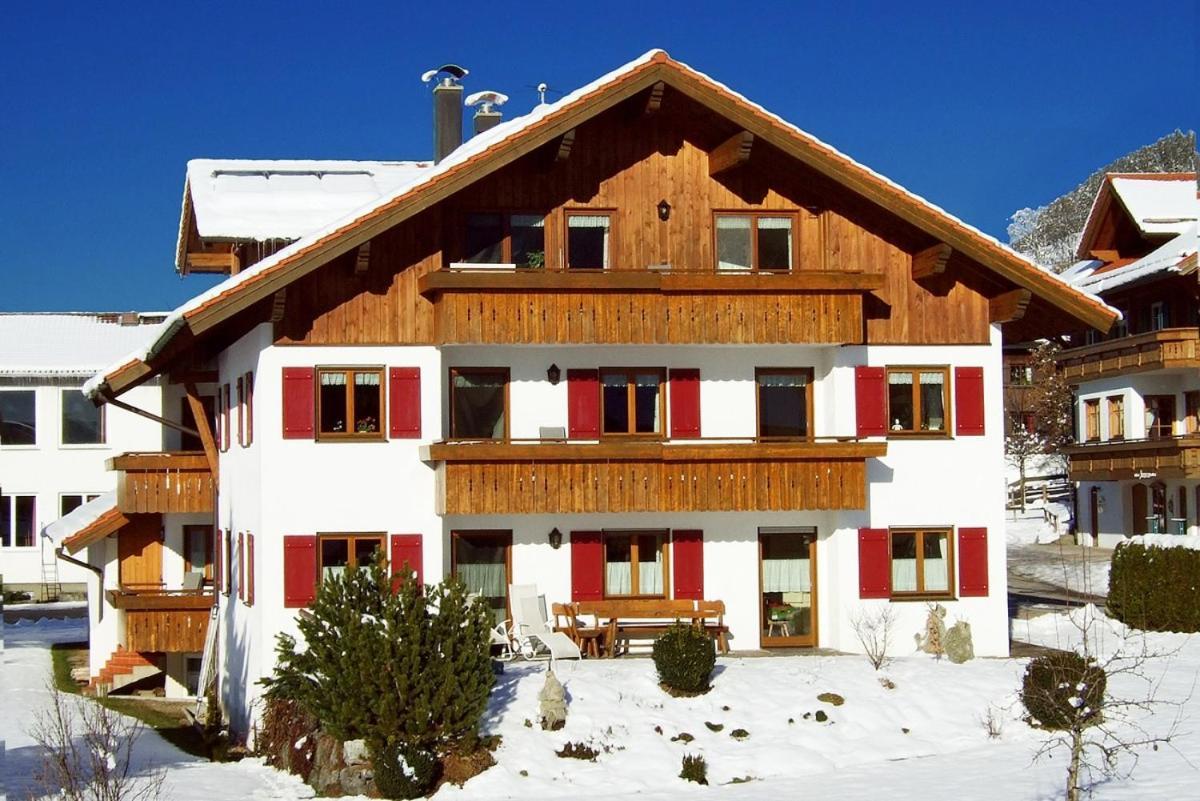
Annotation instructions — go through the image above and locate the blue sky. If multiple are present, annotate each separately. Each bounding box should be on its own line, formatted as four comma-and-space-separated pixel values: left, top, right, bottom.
1, 1, 1194, 312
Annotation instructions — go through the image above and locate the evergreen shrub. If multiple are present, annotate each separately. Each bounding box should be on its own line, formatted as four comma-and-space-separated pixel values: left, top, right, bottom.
679, 753, 708, 784
652, 624, 716, 695
372, 741, 439, 800
1107, 542, 1200, 632
1020, 652, 1106, 731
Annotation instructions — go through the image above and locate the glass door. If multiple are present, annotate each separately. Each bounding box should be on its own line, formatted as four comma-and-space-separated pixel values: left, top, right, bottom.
759, 528, 817, 647
451, 531, 513, 626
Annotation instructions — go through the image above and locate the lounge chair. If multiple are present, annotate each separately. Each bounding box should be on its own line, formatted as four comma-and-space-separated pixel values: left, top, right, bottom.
509, 584, 581, 666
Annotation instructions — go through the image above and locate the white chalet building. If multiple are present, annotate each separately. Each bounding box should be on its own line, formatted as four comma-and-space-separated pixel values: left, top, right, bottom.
52, 51, 1116, 735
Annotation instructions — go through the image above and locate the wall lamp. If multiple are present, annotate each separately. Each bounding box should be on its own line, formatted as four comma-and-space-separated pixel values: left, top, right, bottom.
548, 527, 563, 550
546, 363, 561, 385
657, 199, 671, 221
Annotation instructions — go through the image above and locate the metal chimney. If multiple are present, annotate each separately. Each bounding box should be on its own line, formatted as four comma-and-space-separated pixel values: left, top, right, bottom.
467, 90, 509, 136
421, 64, 468, 164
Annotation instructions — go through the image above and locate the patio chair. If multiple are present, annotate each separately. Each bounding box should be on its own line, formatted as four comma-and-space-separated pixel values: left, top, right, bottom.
509, 584, 581, 666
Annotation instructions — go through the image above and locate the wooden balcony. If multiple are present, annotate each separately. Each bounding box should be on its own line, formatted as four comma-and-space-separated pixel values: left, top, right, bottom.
107, 589, 215, 652
424, 438, 887, 515
107, 451, 215, 514
1065, 436, 1200, 482
417, 267, 885, 345
1057, 327, 1200, 382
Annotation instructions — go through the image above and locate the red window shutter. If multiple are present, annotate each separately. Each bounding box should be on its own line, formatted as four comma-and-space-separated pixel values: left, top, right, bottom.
283, 535, 317, 608
855, 367, 886, 438
955, 367, 985, 436
672, 530, 704, 600
246, 533, 256, 606
669, 369, 701, 439
245, 371, 254, 445
958, 527, 989, 597
571, 531, 604, 601
214, 530, 223, 595
222, 384, 232, 451
237, 532, 245, 601
858, 528, 891, 599
388, 367, 421, 439
282, 367, 315, 439
390, 534, 423, 588
567, 370, 600, 439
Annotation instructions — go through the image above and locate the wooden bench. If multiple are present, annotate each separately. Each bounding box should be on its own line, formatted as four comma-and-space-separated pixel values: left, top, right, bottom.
573, 599, 729, 655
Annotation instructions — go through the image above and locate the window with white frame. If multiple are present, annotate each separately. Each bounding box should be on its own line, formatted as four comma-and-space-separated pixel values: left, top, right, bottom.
60, 493, 101, 517
1, 494, 36, 547
61, 390, 104, 445
0, 390, 36, 446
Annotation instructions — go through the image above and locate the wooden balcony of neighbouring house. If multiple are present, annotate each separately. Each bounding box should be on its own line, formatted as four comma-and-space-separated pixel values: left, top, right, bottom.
1057, 327, 1200, 383
106, 451, 215, 514
106, 588, 215, 652
1064, 435, 1200, 482
416, 266, 886, 345
422, 437, 887, 514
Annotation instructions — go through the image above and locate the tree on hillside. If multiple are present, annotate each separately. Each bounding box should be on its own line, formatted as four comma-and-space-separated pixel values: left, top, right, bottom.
1028, 342, 1074, 451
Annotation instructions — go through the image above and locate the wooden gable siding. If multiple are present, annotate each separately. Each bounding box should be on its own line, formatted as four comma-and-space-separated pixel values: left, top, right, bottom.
275, 89, 993, 347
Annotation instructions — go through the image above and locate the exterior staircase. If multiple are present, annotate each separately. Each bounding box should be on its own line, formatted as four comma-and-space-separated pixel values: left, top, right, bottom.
87, 648, 161, 695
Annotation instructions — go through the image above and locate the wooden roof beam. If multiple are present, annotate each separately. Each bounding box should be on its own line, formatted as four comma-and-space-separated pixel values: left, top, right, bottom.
354, 241, 371, 275
269, 289, 287, 323
185, 251, 240, 274
912, 243, 952, 280
989, 288, 1032, 323
555, 129, 576, 162
644, 81, 665, 115
708, 131, 754, 176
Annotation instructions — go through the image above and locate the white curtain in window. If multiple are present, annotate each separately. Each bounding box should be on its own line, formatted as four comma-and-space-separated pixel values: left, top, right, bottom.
636, 373, 661, 430
322, 565, 347, 581
568, 215, 610, 267
512, 214, 544, 229
892, 557, 917, 592
321, 372, 347, 386
924, 536, 948, 592
763, 557, 810, 592
716, 216, 752, 271
355, 372, 380, 386
760, 373, 806, 388
888, 372, 913, 385
638, 549, 663, 595
457, 562, 506, 598
607, 560, 632, 595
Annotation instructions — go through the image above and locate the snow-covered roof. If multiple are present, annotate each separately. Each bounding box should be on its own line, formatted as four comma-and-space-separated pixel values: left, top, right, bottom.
184, 158, 432, 243
87, 49, 1119, 398
1073, 223, 1199, 294
1109, 175, 1198, 237
42, 491, 118, 553
0, 313, 168, 379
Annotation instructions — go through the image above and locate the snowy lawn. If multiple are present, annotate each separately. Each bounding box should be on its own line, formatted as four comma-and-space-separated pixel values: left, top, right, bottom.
1007, 506, 1111, 596
6, 611, 1198, 800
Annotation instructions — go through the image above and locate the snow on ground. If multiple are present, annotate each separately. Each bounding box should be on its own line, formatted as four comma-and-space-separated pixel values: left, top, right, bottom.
7, 609, 1198, 800
1006, 505, 1111, 596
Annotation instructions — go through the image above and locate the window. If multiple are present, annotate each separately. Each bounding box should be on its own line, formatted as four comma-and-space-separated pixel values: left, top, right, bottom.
244, 371, 254, 446
318, 367, 384, 439
890, 528, 953, 598
1007, 364, 1033, 386
0, 390, 36, 446
1186, 391, 1200, 435
1084, 399, 1100, 442
319, 533, 385, 581
1149, 301, 1169, 332
756, 368, 813, 439
600, 368, 664, 436
236, 377, 245, 447
715, 213, 795, 272
184, 525, 214, 584
1, 495, 36, 547
566, 212, 611, 269
61, 390, 104, 445
449, 368, 508, 439
464, 213, 546, 267
60, 493, 100, 517
886, 367, 948, 434
451, 531, 512, 627
1145, 395, 1175, 439
603, 531, 668, 598
1107, 396, 1125, 440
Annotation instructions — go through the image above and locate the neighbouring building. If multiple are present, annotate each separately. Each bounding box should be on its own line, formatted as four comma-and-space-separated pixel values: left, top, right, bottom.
46, 51, 1115, 732
1057, 172, 1200, 547
0, 312, 168, 599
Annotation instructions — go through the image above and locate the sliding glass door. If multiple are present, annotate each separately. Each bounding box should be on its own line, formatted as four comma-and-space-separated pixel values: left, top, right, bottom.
758, 527, 817, 647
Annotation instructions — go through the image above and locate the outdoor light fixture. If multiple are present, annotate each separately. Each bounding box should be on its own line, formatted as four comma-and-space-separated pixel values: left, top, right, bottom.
546, 363, 561, 385
657, 199, 671, 221
548, 527, 563, 549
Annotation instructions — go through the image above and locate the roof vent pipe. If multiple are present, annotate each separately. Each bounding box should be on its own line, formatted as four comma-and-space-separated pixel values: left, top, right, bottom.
466, 91, 508, 136
422, 64, 468, 164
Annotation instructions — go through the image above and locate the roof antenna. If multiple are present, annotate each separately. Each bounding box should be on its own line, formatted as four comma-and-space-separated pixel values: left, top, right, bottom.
537, 82, 548, 104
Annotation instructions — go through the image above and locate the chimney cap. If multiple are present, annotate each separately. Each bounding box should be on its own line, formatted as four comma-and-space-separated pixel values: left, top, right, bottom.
422, 64, 469, 87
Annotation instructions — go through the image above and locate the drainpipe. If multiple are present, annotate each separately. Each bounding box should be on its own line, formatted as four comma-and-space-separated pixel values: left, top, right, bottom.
55, 545, 104, 621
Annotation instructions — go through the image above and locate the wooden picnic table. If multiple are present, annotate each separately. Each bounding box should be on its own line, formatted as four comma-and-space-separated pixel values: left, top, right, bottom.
570, 599, 729, 656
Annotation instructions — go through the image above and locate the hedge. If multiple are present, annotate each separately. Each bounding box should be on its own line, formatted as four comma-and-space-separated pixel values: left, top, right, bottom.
1107, 542, 1200, 632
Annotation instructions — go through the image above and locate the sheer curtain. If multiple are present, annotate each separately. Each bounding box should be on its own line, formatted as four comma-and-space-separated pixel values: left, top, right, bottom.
457, 562, 506, 598
924, 535, 948, 592
638, 547, 663, 595
763, 555, 810, 592
716, 216, 751, 271
920, 372, 945, 431
607, 559, 632, 595
892, 554, 917, 592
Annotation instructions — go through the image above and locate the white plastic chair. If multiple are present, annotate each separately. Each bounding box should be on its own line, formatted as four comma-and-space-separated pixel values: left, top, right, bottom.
508, 584, 581, 666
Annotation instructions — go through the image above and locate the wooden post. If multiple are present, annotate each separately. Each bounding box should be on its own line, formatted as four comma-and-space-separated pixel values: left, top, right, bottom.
185, 382, 219, 481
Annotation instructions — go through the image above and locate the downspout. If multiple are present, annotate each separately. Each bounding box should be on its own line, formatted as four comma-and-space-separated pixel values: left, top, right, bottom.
54, 544, 104, 621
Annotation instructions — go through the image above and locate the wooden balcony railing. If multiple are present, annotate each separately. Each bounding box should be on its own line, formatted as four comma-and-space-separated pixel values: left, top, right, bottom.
1064, 436, 1200, 482
423, 437, 887, 515
107, 589, 215, 652
416, 267, 885, 345
1057, 327, 1200, 382
107, 451, 215, 514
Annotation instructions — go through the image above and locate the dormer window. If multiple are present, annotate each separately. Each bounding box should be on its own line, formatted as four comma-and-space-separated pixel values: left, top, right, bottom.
566, 212, 611, 269
464, 213, 545, 268
715, 213, 795, 272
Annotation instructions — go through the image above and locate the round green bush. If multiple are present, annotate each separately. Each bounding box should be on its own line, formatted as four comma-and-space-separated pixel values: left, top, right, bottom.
372, 741, 438, 799
1020, 652, 1106, 731
652, 624, 716, 695
1107, 542, 1200, 632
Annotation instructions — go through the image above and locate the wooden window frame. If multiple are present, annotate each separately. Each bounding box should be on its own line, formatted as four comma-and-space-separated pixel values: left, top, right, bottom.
450, 530, 513, 621
755, 367, 815, 440
184, 525, 214, 583
1144, 395, 1176, 440
888, 527, 955, 601
712, 211, 799, 273
315, 366, 386, 442
448, 367, 510, 440
1083, 398, 1101, 442
599, 367, 667, 439
462, 211, 547, 267
601, 529, 670, 600
885, 366, 952, 438
564, 209, 615, 271
244, 371, 254, 445
317, 532, 386, 575
1107, 395, 1125, 440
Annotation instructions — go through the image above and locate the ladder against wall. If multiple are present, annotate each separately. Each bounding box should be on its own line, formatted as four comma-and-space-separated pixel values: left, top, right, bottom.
40, 537, 62, 602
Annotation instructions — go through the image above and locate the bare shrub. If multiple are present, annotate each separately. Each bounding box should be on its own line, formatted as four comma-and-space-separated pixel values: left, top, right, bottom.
981, 705, 1004, 740
29, 685, 164, 801
850, 605, 897, 670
